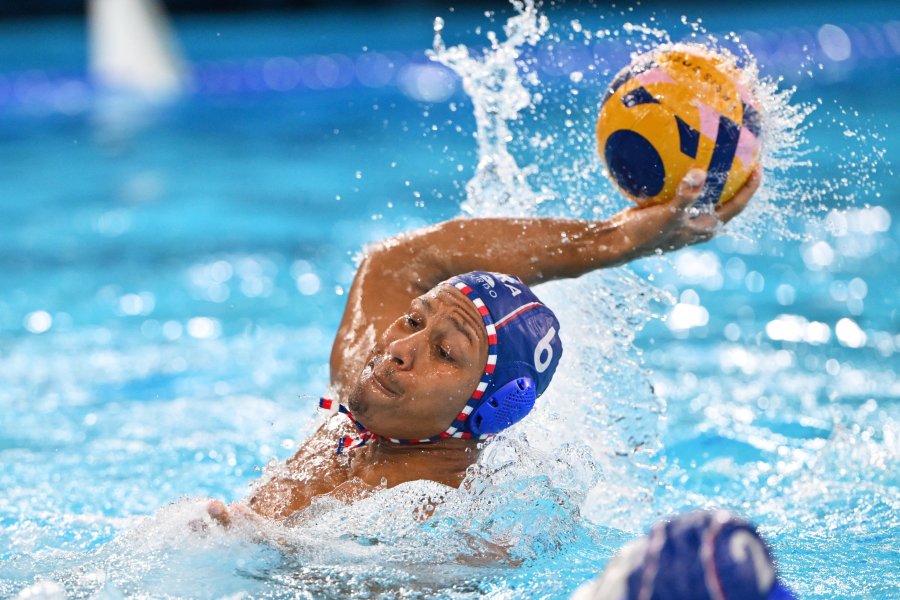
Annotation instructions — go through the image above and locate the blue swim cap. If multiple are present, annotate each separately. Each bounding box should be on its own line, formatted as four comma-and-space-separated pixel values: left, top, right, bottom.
444, 271, 562, 437
572, 510, 798, 600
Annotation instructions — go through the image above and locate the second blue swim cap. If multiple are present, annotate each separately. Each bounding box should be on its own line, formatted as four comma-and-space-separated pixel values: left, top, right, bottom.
572, 510, 798, 600
443, 271, 563, 437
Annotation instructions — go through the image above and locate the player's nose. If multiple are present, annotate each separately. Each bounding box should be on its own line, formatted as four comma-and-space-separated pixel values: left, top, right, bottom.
386, 332, 419, 370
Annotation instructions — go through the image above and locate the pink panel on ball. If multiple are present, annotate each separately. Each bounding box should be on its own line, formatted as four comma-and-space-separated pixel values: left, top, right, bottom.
695, 102, 722, 141
735, 127, 759, 168
635, 68, 676, 87
734, 80, 757, 107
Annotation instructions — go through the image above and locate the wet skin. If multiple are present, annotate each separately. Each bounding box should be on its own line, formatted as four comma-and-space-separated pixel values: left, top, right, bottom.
345, 285, 489, 440
246, 286, 490, 520
209, 167, 761, 523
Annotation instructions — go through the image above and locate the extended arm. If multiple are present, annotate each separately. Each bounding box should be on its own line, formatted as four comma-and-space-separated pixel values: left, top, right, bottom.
369, 168, 758, 288
329, 168, 759, 389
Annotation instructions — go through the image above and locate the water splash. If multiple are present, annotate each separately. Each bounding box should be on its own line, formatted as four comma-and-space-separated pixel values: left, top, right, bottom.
427, 0, 676, 533
426, 0, 889, 546
430, 1, 551, 215
512, 9, 886, 242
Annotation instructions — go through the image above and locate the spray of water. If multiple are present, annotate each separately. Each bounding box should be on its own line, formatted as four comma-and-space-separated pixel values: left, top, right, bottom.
424, 0, 888, 545
428, 0, 669, 533
430, 1, 551, 215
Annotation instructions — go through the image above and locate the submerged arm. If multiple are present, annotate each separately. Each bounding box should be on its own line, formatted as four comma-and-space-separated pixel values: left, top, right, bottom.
244, 421, 351, 519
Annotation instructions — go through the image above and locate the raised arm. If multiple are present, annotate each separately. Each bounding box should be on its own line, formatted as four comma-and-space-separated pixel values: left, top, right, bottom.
329, 167, 760, 389
423, 168, 758, 284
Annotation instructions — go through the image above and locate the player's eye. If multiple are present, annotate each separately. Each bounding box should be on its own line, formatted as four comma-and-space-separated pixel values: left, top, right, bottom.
405, 314, 421, 328
437, 345, 453, 361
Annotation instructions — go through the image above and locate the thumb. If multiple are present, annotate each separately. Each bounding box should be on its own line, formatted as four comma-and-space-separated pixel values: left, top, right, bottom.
673, 168, 707, 209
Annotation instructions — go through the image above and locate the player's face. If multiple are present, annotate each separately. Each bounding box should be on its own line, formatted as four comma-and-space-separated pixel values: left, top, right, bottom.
346, 284, 488, 440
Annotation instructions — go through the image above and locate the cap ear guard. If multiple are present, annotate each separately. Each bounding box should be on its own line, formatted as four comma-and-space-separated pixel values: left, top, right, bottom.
468, 376, 536, 435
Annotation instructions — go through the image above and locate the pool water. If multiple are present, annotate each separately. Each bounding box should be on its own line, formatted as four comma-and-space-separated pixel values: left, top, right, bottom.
1, 2, 897, 599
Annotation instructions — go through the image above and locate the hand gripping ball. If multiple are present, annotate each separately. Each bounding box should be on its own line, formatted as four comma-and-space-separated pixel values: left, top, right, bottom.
596, 45, 762, 206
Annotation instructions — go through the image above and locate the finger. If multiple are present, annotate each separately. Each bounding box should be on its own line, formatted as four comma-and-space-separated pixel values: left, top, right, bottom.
716, 165, 761, 223
672, 168, 707, 210
207, 500, 231, 528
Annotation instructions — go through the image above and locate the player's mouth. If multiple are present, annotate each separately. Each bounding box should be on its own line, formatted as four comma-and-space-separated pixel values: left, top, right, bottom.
371, 369, 400, 397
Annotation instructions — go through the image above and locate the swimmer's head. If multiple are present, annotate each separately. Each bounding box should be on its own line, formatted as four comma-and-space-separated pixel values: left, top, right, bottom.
346, 271, 562, 443
571, 510, 798, 600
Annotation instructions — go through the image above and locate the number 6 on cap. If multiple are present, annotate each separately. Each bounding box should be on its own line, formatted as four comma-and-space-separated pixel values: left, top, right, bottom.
534, 327, 556, 373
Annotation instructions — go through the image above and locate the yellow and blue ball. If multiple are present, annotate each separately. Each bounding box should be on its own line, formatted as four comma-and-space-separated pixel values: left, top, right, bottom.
596, 45, 762, 206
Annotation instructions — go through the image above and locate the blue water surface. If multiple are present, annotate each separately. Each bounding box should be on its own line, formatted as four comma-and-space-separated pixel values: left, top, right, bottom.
0, 2, 897, 599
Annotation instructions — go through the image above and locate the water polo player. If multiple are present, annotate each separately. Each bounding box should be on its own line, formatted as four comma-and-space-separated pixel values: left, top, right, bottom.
208, 167, 760, 524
